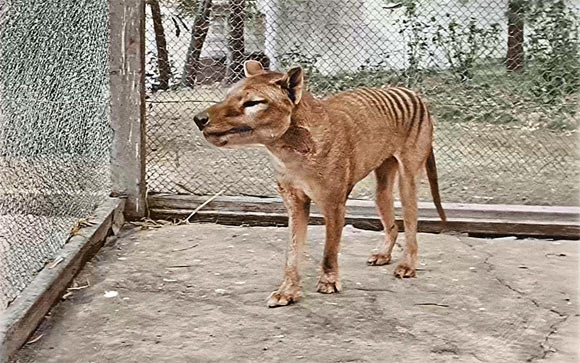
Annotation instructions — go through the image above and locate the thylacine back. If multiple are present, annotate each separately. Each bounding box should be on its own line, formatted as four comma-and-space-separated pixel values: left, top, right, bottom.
326, 86, 433, 141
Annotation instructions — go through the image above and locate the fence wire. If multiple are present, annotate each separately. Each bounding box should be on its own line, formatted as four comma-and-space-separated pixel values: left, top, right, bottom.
0, 1, 111, 310
145, 0, 579, 206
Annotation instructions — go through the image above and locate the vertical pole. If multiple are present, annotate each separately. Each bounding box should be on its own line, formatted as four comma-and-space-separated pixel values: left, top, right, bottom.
181, 0, 213, 88
109, 0, 147, 219
148, 0, 171, 90
506, 0, 525, 72
263, 0, 281, 71
224, 0, 246, 84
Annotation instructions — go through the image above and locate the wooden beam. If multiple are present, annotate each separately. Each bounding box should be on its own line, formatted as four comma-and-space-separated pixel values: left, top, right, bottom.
109, 0, 146, 219
0, 198, 125, 363
148, 194, 580, 239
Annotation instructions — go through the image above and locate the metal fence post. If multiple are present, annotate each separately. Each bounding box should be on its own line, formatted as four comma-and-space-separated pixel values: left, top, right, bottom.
109, 0, 147, 219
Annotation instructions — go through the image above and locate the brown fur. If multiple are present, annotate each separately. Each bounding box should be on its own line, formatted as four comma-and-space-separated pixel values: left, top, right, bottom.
194, 61, 446, 307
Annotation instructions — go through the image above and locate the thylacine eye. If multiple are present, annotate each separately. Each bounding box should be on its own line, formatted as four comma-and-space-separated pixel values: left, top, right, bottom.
242, 99, 267, 108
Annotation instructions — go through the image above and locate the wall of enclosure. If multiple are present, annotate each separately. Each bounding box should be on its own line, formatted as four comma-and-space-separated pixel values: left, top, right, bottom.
0, 1, 111, 311
145, 0, 579, 207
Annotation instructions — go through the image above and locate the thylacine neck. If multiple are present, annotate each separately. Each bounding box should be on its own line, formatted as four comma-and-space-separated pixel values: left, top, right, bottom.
267, 91, 328, 158
289, 91, 323, 128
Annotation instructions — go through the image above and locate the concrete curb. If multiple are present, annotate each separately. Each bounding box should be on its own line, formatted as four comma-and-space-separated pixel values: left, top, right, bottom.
0, 198, 125, 362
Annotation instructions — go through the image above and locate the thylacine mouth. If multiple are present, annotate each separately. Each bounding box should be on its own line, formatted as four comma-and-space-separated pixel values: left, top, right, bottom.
206, 126, 253, 138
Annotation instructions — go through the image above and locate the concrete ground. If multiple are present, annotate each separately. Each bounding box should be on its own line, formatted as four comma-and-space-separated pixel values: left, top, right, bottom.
11, 223, 579, 363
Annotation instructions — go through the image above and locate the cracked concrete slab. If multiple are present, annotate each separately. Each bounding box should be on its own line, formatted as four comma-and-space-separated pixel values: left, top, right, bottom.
10, 224, 579, 363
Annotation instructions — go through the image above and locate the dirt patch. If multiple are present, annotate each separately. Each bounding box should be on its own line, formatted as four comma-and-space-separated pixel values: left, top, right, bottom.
145, 88, 579, 206
12, 223, 579, 363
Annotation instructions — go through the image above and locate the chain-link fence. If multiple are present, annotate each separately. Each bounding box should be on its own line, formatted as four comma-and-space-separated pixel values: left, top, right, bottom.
145, 0, 579, 206
0, 0, 111, 310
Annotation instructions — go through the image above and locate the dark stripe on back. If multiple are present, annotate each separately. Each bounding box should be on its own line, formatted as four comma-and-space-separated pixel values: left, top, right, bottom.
416, 99, 429, 141
416, 98, 425, 135
390, 88, 412, 124
374, 89, 397, 121
348, 91, 374, 109
381, 89, 404, 122
359, 88, 391, 119
354, 88, 385, 116
397, 87, 419, 133
384, 89, 406, 125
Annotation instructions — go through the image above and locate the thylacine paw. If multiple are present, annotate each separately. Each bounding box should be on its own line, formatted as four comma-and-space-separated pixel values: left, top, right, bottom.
367, 252, 392, 266
316, 271, 342, 294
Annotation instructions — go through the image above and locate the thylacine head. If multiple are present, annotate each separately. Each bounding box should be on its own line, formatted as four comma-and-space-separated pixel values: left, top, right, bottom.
194, 61, 304, 148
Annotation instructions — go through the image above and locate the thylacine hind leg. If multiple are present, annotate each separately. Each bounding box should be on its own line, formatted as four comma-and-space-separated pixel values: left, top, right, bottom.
368, 157, 399, 266
393, 151, 426, 278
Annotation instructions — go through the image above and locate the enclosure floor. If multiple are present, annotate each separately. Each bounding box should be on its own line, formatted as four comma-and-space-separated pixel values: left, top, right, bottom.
12, 224, 579, 363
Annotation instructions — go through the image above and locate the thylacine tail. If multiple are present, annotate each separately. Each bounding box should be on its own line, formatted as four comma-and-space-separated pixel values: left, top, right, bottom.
425, 146, 446, 225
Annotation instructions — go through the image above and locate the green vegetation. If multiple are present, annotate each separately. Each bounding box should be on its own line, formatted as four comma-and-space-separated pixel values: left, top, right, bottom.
277, 0, 579, 131
432, 18, 501, 81
527, 0, 580, 104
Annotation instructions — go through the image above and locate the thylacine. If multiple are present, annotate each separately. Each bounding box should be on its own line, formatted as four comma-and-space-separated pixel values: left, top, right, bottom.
194, 60, 446, 307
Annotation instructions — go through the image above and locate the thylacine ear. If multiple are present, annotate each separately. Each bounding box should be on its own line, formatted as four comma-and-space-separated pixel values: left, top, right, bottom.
276, 66, 303, 104
244, 60, 265, 77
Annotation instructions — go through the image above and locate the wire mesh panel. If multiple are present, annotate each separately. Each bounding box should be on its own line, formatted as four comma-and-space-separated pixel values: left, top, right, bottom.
0, 1, 111, 310
145, 0, 579, 206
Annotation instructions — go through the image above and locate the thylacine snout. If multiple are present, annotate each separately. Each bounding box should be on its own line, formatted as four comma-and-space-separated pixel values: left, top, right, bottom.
196, 60, 446, 307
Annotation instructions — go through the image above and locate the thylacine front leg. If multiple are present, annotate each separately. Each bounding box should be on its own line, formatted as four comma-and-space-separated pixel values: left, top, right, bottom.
267, 182, 310, 307
316, 201, 346, 294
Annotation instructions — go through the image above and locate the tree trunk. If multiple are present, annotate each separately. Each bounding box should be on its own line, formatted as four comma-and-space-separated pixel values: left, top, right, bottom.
506, 0, 525, 72
181, 0, 213, 88
148, 0, 171, 90
224, 0, 245, 85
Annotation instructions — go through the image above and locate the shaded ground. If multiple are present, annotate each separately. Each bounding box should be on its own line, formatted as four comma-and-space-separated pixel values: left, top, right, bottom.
145, 88, 579, 206
12, 223, 579, 362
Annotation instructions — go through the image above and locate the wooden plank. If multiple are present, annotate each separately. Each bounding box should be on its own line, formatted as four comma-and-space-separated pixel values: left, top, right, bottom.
148, 194, 580, 239
0, 199, 125, 363
109, 0, 146, 219
150, 208, 579, 239
148, 194, 580, 223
